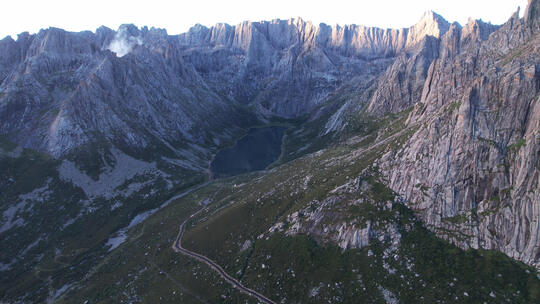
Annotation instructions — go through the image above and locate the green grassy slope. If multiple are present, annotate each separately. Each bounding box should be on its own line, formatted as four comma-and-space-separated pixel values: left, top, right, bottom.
0, 142, 206, 303
64, 108, 539, 303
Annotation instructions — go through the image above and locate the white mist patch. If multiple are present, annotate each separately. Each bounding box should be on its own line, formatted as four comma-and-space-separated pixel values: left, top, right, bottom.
107, 28, 142, 57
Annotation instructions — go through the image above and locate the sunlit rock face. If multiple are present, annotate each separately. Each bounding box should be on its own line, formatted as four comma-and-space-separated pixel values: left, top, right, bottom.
372, 2, 540, 269
177, 13, 452, 118
273, 0, 540, 270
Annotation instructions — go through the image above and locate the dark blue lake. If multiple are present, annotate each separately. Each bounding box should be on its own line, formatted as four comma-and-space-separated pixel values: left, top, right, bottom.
210, 126, 286, 177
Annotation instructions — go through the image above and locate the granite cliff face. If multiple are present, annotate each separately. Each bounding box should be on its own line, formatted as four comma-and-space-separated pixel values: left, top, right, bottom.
269, 1, 539, 270
177, 12, 451, 118
365, 2, 540, 268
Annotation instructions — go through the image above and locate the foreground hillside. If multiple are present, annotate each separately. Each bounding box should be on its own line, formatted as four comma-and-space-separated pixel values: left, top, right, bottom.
60, 108, 539, 303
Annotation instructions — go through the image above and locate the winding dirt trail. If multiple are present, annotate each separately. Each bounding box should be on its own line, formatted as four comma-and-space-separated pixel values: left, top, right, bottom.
172, 207, 276, 304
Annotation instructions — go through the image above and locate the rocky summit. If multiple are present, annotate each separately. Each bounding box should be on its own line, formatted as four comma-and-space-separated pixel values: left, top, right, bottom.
0, 1, 539, 303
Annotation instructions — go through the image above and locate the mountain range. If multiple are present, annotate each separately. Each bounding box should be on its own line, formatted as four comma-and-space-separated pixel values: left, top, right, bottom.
0, 1, 539, 303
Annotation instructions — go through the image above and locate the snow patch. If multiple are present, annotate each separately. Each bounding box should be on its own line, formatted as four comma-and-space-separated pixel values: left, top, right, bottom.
110, 201, 123, 211
62, 216, 79, 228
0, 201, 28, 233
105, 233, 128, 251
22, 236, 43, 255
104, 182, 209, 251
324, 103, 348, 134
47, 283, 72, 304
105, 209, 154, 251
19, 180, 52, 203
59, 148, 160, 199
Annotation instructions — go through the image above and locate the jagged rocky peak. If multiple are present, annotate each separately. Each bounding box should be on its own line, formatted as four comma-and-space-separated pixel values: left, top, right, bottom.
267, 17, 314, 49
95, 25, 116, 47
207, 22, 234, 46
316, 11, 450, 54
178, 13, 454, 58
408, 10, 450, 42
26, 27, 97, 56
525, 0, 540, 25
180, 23, 211, 45
461, 18, 499, 42
117, 23, 141, 37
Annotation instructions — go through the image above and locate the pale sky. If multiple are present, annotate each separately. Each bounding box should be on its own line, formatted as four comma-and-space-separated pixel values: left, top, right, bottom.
0, 0, 528, 39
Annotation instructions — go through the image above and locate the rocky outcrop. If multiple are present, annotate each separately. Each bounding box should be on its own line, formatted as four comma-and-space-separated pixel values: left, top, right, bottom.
365, 16, 501, 115
366, 35, 441, 115
267, 173, 405, 251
